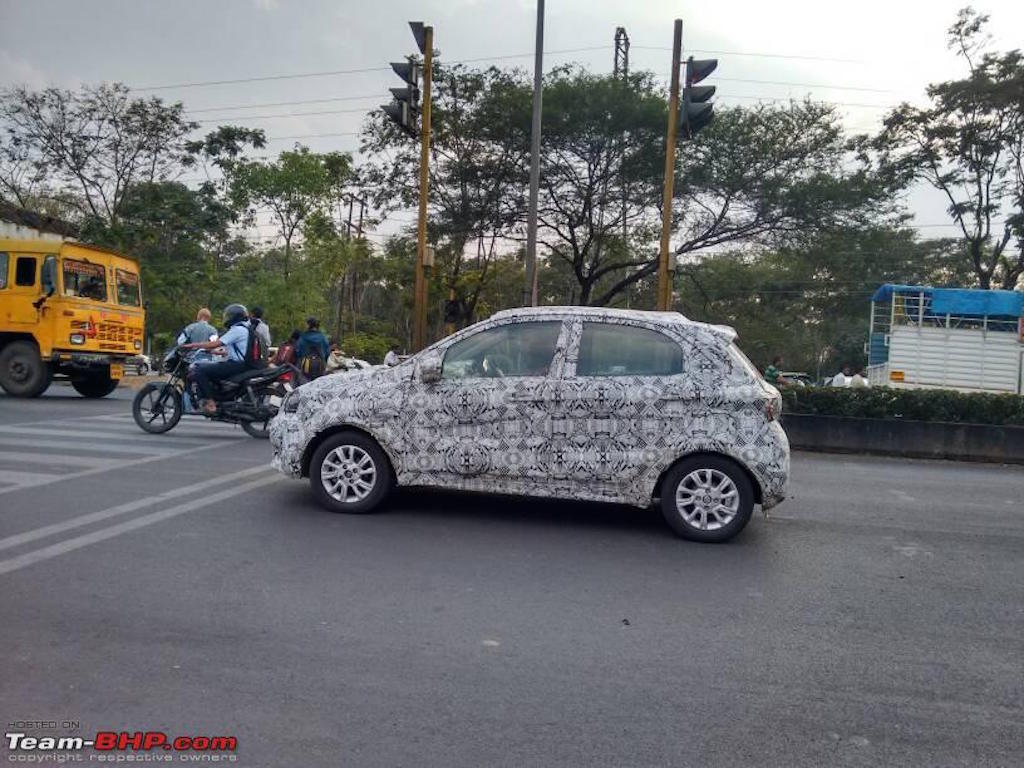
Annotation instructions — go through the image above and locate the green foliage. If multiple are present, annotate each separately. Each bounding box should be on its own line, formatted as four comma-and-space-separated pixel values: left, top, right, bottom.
782, 386, 1024, 426
0, 83, 198, 224
341, 332, 398, 364
226, 146, 352, 281
870, 8, 1024, 289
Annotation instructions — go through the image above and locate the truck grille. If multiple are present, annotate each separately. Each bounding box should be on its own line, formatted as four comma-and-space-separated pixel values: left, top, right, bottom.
70, 320, 142, 353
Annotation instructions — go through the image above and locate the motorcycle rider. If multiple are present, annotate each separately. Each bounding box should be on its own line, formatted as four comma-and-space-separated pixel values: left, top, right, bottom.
180, 304, 254, 414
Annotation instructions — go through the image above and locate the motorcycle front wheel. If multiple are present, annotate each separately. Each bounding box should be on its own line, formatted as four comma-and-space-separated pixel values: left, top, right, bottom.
133, 382, 183, 434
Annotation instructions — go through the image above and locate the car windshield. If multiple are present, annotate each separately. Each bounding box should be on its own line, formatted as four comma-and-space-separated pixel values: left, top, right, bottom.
63, 259, 107, 301
116, 269, 140, 306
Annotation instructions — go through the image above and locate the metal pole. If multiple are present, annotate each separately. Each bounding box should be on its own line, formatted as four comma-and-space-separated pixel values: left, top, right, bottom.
413, 26, 434, 351
524, 0, 544, 307
657, 19, 682, 311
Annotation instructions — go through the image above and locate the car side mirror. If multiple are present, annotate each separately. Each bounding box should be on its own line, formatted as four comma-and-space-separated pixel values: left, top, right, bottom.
418, 350, 443, 383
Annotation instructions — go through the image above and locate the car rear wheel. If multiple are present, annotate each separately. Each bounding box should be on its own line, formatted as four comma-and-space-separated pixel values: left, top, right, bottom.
309, 431, 392, 514
660, 455, 754, 543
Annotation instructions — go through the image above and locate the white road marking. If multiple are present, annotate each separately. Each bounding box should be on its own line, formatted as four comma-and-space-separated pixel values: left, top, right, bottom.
0, 436, 249, 497
0, 470, 61, 487
0, 465, 269, 552
0, 425, 211, 445
0, 475, 280, 575
0, 451, 116, 469
0, 436, 182, 455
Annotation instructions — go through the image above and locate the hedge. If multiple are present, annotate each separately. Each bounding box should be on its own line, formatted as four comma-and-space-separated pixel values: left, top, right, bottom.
780, 386, 1024, 427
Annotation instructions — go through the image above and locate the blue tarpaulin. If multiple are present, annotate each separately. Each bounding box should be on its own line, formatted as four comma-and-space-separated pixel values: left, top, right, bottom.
871, 284, 1024, 318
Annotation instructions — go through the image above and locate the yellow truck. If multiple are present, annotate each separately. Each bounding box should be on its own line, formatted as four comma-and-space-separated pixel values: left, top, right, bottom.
0, 240, 145, 398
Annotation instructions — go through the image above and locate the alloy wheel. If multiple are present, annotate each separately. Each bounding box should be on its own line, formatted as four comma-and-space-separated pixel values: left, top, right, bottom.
674, 468, 740, 531
321, 445, 378, 503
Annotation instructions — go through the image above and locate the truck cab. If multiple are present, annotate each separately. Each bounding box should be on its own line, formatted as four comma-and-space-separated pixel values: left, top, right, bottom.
0, 240, 146, 398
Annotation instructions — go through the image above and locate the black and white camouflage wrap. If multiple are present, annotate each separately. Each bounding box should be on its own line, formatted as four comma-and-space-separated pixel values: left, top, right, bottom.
270, 308, 789, 510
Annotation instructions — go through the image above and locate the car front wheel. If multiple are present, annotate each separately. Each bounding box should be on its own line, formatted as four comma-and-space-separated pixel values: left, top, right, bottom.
660, 455, 755, 543
309, 432, 393, 514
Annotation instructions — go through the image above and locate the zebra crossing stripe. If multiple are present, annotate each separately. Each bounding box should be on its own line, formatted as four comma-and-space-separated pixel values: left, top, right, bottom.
0, 475, 280, 575
0, 465, 270, 552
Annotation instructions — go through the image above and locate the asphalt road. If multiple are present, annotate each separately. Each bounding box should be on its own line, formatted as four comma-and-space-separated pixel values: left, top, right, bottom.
1, 384, 1022, 767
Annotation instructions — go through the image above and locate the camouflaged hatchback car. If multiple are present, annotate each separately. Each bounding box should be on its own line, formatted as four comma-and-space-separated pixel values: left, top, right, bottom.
270, 307, 789, 542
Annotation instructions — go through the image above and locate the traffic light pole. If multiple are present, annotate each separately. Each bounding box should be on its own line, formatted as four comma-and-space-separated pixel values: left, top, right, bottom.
523, 0, 544, 308
413, 25, 433, 351
657, 19, 682, 312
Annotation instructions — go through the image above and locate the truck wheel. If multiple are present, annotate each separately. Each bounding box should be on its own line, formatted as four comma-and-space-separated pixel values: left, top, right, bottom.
0, 341, 52, 398
71, 374, 119, 398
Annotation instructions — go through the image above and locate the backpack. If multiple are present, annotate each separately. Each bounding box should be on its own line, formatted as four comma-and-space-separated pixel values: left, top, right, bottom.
244, 322, 268, 368
299, 339, 325, 379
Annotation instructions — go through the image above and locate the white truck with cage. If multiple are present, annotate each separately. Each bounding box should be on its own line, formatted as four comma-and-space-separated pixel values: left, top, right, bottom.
866, 284, 1024, 394
868, 284, 1024, 397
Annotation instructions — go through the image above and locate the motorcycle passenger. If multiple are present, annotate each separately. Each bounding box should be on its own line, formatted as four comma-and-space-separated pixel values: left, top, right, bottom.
180, 304, 254, 415
177, 308, 219, 364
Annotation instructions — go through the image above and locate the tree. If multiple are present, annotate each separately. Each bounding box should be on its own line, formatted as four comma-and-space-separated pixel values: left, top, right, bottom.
530, 72, 900, 307
80, 180, 241, 334
534, 68, 668, 306
0, 83, 198, 226
361, 64, 531, 327
872, 7, 1024, 289
227, 146, 352, 282
677, 227, 971, 377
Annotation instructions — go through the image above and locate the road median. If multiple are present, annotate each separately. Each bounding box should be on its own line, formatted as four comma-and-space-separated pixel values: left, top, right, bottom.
781, 413, 1024, 465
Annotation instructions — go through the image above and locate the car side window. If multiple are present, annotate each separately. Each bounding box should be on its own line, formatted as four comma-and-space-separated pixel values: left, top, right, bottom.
15, 256, 37, 287
442, 321, 561, 380
577, 323, 684, 376
0, 252, 8, 289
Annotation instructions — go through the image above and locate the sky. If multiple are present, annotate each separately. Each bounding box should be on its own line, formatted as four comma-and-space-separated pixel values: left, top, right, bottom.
2, 0, 1023, 243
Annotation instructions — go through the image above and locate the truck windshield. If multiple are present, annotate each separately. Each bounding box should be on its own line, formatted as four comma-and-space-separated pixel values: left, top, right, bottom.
116, 269, 140, 306
63, 259, 107, 302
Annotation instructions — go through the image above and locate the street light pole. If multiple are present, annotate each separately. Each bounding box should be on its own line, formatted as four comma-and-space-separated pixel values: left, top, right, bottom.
523, 0, 544, 307
657, 19, 682, 311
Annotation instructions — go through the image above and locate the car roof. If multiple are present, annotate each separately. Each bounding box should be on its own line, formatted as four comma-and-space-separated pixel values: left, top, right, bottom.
488, 306, 736, 340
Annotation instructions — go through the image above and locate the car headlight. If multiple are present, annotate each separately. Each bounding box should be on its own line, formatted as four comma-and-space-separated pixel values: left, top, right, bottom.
69, 333, 85, 345
282, 391, 301, 414
134, 340, 142, 350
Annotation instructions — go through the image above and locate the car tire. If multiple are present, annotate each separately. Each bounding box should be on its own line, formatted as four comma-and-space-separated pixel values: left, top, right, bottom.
309, 431, 393, 514
0, 341, 51, 397
660, 455, 755, 543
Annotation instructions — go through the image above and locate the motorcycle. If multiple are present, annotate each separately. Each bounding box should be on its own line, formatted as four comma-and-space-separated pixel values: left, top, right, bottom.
131, 347, 297, 439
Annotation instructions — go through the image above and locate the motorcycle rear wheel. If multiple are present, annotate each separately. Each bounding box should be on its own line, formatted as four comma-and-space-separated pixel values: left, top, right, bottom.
240, 384, 282, 439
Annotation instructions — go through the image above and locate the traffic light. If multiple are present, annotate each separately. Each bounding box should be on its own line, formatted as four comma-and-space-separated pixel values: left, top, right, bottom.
680, 55, 717, 139
383, 60, 420, 138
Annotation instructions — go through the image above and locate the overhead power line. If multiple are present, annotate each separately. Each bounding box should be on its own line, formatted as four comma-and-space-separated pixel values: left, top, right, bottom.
632, 45, 862, 63
134, 46, 611, 91
195, 106, 373, 123
187, 94, 381, 113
